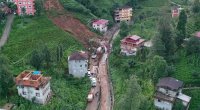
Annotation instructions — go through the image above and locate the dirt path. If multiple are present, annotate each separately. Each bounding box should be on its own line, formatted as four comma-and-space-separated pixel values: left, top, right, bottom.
44, 0, 100, 48
0, 14, 14, 49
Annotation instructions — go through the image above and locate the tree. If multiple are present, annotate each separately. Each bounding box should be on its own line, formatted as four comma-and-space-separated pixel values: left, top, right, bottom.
186, 37, 200, 55
119, 22, 129, 37
30, 50, 43, 70
42, 46, 51, 68
0, 55, 14, 99
7, 2, 17, 12
145, 55, 169, 84
151, 34, 166, 57
34, 0, 43, 16
129, 0, 138, 8
173, 100, 185, 110
21, 7, 26, 15
192, 0, 200, 14
117, 76, 142, 110
176, 10, 187, 47
157, 17, 176, 60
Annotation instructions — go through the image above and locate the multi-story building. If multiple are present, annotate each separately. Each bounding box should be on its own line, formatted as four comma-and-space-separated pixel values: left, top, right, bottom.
68, 51, 89, 78
114, 6, 133, 22
92, 19, 109, 33
120, 35, 145, 56
7, 0, 35, 15
154, 77, 191, 110
15, 70, 51, 104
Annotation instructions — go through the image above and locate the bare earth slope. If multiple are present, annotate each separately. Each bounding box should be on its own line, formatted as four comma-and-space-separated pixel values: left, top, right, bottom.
44, 0, 99, 47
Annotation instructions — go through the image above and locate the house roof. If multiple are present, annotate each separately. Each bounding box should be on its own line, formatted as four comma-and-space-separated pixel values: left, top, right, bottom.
93, 19, 108, 25
177, 93, 191, 103
154, 92, 176, 103
121, 35, 145, 44
69, 51, 88, 61
157, 77, 183, 91
195, 31, 200, 38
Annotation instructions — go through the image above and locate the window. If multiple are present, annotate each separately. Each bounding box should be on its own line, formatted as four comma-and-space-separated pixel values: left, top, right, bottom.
158, 99, 161, 102
19, 2, 22, 5
85, 64, 87, 67
22, 91, 26, 95
80, 65, 82, 67
36, 93, 40, 97
35, 88, 39, 90
29, 5, 31, 8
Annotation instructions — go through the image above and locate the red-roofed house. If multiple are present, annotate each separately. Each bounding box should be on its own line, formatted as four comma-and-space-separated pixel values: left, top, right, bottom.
92, 19, 109, 32
195, 31, 200, 38
120, 35, 145, 56
171, 6, 183, 18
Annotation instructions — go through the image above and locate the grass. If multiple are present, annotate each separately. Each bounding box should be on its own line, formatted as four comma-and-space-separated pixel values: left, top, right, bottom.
0, 15, 90, 110
183, 89, 200, 110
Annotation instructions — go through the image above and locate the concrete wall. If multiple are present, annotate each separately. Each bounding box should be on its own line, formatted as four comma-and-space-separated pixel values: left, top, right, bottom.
154, 99, 173, 110
158, 87, 178, 97
17, 82, 51, 104
68, 60, 88, 78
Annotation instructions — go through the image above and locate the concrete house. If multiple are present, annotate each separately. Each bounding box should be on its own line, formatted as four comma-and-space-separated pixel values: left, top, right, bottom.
195, 31, 200, 38
68, 51, 89, 78
120, 35, 145, 56
92, 19, 109, 33
7, 0, 36, 15
154, 77, 191, 110
15, 70, 52, 104
114, 6, 133, 22
171, 6, 183, 18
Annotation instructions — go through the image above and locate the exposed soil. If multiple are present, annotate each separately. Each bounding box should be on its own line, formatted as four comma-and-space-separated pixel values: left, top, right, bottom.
44, 0, 100, 48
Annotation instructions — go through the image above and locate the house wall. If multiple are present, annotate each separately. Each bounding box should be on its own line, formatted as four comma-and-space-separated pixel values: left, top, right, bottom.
17, 82, 51, 104
68, 60, 88, 78
92, 24, 108, 32
115, 8, 132, 22
9, 0, 35, 15
154, 99, 173, 110
158, 87, 178, 97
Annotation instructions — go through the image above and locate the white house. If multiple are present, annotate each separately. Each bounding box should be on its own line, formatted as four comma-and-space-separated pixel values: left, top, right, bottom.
15, 70, 52, 104
92, 19, 109, 33
154, 77, 191, 110
68, 51, 89, 78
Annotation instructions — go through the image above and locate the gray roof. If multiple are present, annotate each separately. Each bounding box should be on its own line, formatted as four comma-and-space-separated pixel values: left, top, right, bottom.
69, 51, 88, 61
157, 77, 183, 91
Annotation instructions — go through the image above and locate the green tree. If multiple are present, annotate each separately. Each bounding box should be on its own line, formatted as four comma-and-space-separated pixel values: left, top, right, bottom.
117, 76, 142, 110
173, 100, 185, 110
7, 2, 17, 12
158, 17, 176, 60
42, 46, 51, 68
30, 50, 43, 70
21, 7, 26, 15
176, 10, 187, 47
192, 0, 200, 14
119, 22, 129, 38
0, 54, 14, 99
145, 55, 169, 84
130, 0, 138, 8
151, 34, 166, 57
34, 0, 43, 16
186, 37, 200, 55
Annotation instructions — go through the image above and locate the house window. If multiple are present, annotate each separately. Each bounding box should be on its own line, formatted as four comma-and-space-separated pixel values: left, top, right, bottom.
80, 65, 82, 67
19, 2, 22, 5
35, 88, 39, 90
158, 99, 161, 102
85, 64, 87, 67
29, 5, 31, 8
22, 91, 26, 95
36, 93, 40, 97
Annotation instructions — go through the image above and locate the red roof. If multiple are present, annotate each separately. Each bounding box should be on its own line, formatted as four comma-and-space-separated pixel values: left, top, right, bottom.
195, 32, 200, 38
69, 51, 88, 61
93, 19, 108, 25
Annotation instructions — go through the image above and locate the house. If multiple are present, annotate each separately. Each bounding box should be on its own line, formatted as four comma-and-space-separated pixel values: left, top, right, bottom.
171, 6, 183, 17
120, 35, 145, 56
7, 0, 35, 15
92, 19, 109, 33
195, 31, 200, 38
114, 6, 133, 22
154, 77, 191, 110
68, 51, 89, 78
15, 70, 52, 104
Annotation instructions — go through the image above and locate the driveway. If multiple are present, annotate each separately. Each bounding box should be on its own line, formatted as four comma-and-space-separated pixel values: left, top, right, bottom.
0, 14, 14, 49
